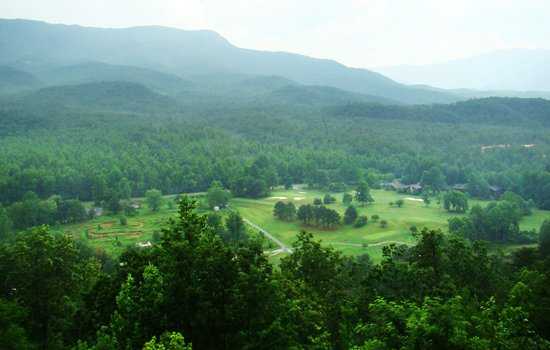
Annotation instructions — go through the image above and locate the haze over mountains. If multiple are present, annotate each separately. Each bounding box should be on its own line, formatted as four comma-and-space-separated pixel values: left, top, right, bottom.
376, 49, 550, 92
1, 19, 549, 106
0, 18, 460, 104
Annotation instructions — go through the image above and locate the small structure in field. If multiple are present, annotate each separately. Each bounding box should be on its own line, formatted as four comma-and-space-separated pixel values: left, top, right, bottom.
381, 180, 422, 194
137, 241, 152, 248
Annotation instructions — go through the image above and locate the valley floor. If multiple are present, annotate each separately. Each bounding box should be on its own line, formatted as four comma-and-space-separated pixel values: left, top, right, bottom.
51, 189, 549, 262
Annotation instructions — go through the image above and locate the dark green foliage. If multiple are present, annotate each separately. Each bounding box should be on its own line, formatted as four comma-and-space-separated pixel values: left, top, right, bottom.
342, 193, 353, 205
297, 204, 340, 228
206, 181, 231, 209
539, 220, 550, 257
355, 182, 374, 206
354, 215, 368, 228
273, 201, 297, 221
395, 199, 404, 207
501, 191, 532, 216
145, 189, 163, 212
443, 191, 469, 213
1, 200, 550, 349
323, 193, 336, 204
0, 299, 33, 350
224, 211, 247, 243
3, 192, 87, 231
0, 227, 99, 349
449, 201, 531, 242
344, 205, 358, 225
0, 206, 13, 240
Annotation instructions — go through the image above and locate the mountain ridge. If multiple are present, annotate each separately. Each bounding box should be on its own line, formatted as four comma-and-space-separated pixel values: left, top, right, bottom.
0, 18, 459, 104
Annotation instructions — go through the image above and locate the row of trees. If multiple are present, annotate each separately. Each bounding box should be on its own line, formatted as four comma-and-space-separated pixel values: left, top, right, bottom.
449, 200, 534, 243
0, 192, 87, 237
297, 204, 341, 228
2, 198, 550, 349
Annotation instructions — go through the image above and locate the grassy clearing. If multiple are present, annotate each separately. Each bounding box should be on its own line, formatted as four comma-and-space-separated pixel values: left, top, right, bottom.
52, 189, 549, 262
232, 189, 549, 261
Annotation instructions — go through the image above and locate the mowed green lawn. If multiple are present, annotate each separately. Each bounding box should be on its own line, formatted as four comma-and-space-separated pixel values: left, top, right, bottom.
231, 188, 550, 261
51, 189, 549, 262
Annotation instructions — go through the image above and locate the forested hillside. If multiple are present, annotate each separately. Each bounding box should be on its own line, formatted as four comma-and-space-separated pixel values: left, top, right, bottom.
0, 82, 549, 212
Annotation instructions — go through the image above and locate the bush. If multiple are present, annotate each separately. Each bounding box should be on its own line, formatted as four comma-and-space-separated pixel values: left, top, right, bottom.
119, 216, 128, 226
380, 219, 388, 228
354, 215, 368, 228
313, 198, 323, 205
323, 194, 336, 204
371, 214, 380, 222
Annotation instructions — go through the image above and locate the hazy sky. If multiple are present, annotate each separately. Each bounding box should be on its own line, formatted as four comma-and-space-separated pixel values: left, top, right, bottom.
2, 0, 549, 68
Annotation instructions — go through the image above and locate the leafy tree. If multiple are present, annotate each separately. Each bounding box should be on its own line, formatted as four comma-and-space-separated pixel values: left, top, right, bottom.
0, 299, 33, 350
371, 214, 380, 223
297, 204, 315, 225
395, 199, 404, 208
342, 193, 353, 206
0, 227, 99, 349
313, 198, 323, 206
143, 332, 192, 350
355, 182, 374, 206
354, 215, 368, 228
344, 205, 358, 225
206, 181, 230, 209
380, 219, 388, 228
501, 191, 532, 216
225, 211, 247, 243
145, 189, 163, 212
323, 194, 336, 205
273, 201, 296, 221
443, 191, 469, 213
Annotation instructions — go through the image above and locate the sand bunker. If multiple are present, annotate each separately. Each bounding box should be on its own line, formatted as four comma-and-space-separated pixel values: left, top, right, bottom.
269, 196, 288, 200
405, 197, 423, 202
293, 197, 305, 201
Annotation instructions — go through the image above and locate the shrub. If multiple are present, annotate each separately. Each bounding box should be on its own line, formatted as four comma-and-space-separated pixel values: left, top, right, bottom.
354, 215, 368, 228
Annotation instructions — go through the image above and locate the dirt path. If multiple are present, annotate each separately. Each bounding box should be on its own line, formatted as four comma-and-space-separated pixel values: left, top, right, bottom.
242, 218, 293, 254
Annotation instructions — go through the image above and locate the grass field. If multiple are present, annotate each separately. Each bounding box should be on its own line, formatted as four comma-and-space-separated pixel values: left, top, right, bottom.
51, 188, 549, 262
231, 188, 549, 261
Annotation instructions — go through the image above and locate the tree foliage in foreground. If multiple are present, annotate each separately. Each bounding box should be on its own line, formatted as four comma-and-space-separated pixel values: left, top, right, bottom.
1, 198, 550, 349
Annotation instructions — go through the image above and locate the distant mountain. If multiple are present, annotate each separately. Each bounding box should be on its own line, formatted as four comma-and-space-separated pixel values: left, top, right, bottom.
261, 85, 398, 106
331, 97, 550, 126
36, 62, 192, 94
376, 49, 550, 91
15, 81, 180, 113
0, 18, 459, 104
0, 66, 40, 93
